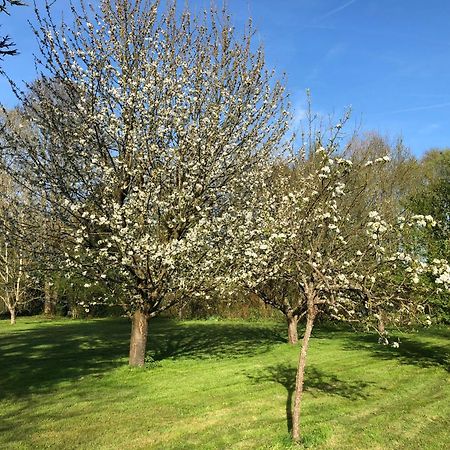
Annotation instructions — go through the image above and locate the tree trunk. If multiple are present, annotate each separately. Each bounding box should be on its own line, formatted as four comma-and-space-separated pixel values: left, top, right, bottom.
129, 310, 149, 367
377, 310, 386, 335
70, 306, 80, 319
292, 304, 317, 442
44, 281, 56, 316
287, 313, 299, 344
9, 307, 16, 325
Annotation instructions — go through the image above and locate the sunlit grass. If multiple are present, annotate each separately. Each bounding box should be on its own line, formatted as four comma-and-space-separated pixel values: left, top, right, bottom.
0, 317, 448, 449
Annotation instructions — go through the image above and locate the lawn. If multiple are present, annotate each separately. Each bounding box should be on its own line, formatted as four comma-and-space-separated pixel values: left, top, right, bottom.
0, 317, 449, 449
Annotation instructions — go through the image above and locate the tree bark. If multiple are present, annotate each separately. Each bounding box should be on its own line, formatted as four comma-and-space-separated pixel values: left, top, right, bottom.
377, 310, 386, 335
292, 302, 317, 442
287, 312, 299, 344
129, 310, 149, 367
44, 281, 56, 316
70, 306, 80, 319
9, 307, 16, 325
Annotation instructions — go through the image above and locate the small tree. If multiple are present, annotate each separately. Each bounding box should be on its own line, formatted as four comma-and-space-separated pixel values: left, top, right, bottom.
0, 0, 290, 365
0, 239, 23, 324
0, 235, 34, 324
0, 169, 36, 324
228, 125, 448, 442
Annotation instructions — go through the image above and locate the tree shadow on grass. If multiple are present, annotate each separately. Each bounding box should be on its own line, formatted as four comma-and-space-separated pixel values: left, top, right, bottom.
343, 333, 450, 372
247, 363, 372, 433
0, 318, 130, 400
0, 318, 286, 400
148, 320, 285, 361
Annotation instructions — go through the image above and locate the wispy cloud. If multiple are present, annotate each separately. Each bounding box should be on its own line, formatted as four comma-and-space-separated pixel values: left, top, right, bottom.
316, 0, 359, 23
380, 102, 450, 115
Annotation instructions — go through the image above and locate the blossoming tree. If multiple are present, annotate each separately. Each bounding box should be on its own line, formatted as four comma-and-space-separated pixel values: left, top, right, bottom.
227, 126, 449, 441
0, 0, 290, 365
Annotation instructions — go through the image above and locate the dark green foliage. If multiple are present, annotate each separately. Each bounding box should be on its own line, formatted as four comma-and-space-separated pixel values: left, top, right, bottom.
407, 149, 450, 322
408, 149, 449, 258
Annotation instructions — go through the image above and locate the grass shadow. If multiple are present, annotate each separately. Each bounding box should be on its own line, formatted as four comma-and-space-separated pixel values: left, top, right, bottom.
149, 320, 285, 361
247, 363, 372, 433
343, 333, 450, 372
0, 318, 130, 400
0, 318, 286, 400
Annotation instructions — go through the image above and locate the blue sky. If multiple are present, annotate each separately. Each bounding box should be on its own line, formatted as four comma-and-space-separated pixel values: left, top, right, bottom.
1, 0, 450, 156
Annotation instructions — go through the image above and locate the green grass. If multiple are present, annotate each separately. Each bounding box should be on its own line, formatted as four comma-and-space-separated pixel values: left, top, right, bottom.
0, 317, 449, 449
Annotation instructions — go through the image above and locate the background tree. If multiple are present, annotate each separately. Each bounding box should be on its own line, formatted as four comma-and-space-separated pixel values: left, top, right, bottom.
343, 133, 420, 333
407, 149, 450, 322
0, 0, 290, 366
408, 149, 449, 258
346, 133, 417, 218
0, 168, 37, 324
0, 0, 25, 60
1, 106, 67, 318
